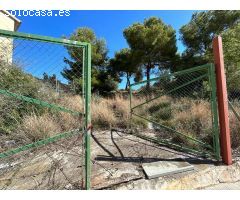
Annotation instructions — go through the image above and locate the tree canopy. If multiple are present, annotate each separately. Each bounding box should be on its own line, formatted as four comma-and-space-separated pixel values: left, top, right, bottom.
123, 17, 178, 88
222, 23, 240, 91
61, 27, 118, 95
61, 12, 240, 94
179, 11, 240, 69
110, 48, 142, 90
222, 23, 240, 66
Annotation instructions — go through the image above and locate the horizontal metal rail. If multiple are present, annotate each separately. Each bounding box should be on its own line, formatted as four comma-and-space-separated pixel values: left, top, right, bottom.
0, 89, 82, 116
128, 129, 214, 158
0, 29, 88, 47
0, 129, 81, 159
130, 63, 210, 87
131, 74, 208, 111
131, 112, 213, 150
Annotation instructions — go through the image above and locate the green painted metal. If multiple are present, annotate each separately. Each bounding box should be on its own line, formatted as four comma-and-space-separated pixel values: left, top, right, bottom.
0, 89, 82, 116
208, 64, 221, 160
131, 74, 208, 111
130, 64, 209, 87
81, 46, 86, 189
228, 100, 240, 121
0, 29, 92, 190
129, 86, 133, 130
0, 129, 80, 159
84, 44, 91, 190
128, 129, 213, 158
129, 63, 220, 160
131, 112, 213, 150
0, 29, 88, 47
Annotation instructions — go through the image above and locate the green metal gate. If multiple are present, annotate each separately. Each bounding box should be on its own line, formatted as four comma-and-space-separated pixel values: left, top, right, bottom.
129, 64, 220, 160
0, 30, 91, 189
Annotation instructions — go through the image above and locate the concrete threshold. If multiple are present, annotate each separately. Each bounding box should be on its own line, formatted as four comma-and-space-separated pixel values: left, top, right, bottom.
113, 160, 240, 190
142, 160, 194, 179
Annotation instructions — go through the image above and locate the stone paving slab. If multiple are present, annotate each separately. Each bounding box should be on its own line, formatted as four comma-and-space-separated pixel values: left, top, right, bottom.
142, 160, 194, 179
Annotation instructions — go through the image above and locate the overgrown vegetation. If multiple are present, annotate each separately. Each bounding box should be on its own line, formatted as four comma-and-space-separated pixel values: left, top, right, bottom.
0, 10, 240, 155
1, 62, 240, 153
0, 62, 51, 135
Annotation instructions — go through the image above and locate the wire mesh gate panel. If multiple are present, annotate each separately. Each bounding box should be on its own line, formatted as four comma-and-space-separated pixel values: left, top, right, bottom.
226, 67, 240, 157
129, 64, 220, 160
0, 30, 91, 189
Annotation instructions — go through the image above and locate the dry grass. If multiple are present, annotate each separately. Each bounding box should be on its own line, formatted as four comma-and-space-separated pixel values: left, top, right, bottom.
20, 113, 61, 142
57, 112, 81, 130
104, 95, 130, 127
91, 96, 117, 128
57, 95, 83, 112
228, 101, 240, 149
174, 99, 211, 135
16, 94, 133, 141
229, 114, 240, 148
8, 93, 240, 151
172, 99, 212, 147
131, 95, 214, 148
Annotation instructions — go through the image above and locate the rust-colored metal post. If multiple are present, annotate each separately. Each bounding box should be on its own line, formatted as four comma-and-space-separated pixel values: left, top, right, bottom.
213, 36, 232, 165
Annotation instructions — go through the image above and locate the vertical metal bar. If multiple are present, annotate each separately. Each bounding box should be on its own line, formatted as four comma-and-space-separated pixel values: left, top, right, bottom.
129, 85, 133, 130
208, 64, 221, 160
84, 44, 91, 189
82, 47, 86, 189
213, 36, 232, 165
83, 47, 86, 116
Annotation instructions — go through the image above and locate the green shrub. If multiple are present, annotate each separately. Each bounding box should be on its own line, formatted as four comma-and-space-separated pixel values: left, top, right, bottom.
171, 134, 200, 150
161, 120, 175, 129
151, 107, 172, 122
131, 117, 148, 129
0, 62, 52, 135
148, 101, 171, 113
0, 62, 40, 97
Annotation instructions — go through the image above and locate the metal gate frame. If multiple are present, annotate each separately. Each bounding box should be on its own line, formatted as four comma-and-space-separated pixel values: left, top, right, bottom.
0, 29, 92, 189
129, 64, 221, 160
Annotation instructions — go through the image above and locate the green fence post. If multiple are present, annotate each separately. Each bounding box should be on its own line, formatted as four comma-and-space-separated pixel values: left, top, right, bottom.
84, 44, 91, 190
208, 64, 221, 160
129, 85, 133, 131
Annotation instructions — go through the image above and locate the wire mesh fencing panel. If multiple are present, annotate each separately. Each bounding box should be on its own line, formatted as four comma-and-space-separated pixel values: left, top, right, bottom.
0, 30, 91, 189
129, 64, 220, 160
226, 65, 240, 157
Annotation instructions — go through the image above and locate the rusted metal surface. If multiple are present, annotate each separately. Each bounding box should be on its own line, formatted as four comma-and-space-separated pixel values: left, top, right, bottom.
213, 36, 232, 165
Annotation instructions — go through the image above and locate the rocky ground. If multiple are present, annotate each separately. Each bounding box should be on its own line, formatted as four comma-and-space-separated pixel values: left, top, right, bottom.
203, 181, 240, 189
0, 129, 239, 190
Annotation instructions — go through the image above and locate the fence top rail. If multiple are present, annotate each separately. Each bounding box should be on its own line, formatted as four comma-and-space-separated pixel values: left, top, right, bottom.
130, 63, 211, 87
0, 29, 89, 47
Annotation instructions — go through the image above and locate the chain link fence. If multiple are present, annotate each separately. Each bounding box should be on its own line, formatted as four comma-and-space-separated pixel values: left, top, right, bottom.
226, 64, 240, 157
129, 64, 220, 160
0, 30, 91, 189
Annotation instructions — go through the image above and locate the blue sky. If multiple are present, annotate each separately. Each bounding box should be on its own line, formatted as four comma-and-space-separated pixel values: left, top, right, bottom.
16, 10, 197, 88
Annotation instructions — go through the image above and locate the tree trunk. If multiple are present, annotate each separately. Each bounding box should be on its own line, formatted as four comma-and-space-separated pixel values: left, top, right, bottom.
125, 73, 130, 90
145, 64, 152, 99
146, 65, 151, 91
